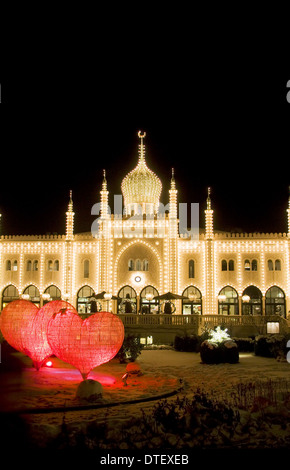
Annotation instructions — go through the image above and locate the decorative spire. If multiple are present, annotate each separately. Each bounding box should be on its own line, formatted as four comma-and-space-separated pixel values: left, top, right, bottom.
66, 190, 75, 239
170, 168, 176, 190
205, 187, 213, 239
102, 169, 107, 190
68, 190, 73, 211
100, 169, 109, 218
207, 187, 211, 210
287, 185, 290, 235
138, 130, 146, 163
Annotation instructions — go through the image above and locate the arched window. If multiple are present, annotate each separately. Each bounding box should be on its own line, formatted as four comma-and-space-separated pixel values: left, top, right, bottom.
2, 284, 19, 308
140, 285, 159, 314
117, 285, 137, 314
229, 260, 235, 271
252, 259, 258, 271
136, 259, 142, 271
242, 286, 262, 315
77, 285, 95, 314
188, 259, 195, 278
244, 260, 251, 271
43, 285, 61, 303
26, 260, 32, 271
6, 260, 11, 271
84, 259, 90, 278
275, 259, 281, 271
218, 286, 239, 315
54, 260, 59, 271
221, 260, 227, 271
142, 259, 149, 271
47, 260, 53, 271
265, 286, 285, 317
33, 260, 38, 271
268, 259, 274, 271
128, 259, 135, 271
22, 285, 40, 306
182, 286, 202, 315
12, 260, 18, 271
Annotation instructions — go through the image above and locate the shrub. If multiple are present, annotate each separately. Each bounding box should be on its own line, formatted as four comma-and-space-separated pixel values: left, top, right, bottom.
222, 340, 239, 363
200, 340, 222, 364
232, 337, 255, 352
174, 335, 200, 352
200, 339, 239, 364
254, 334, 287, 358
199, 327, 239, 364
116, 334, 143, 363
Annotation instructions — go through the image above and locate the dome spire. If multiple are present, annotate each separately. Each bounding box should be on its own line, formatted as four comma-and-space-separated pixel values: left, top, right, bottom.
207, 187, 212, 210
171, 168, 176, 190
138, 130, 146, 163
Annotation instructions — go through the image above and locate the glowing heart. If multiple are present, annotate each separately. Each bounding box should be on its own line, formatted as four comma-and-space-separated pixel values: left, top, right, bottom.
47, 309, 125, 379
0, 299, 77, 369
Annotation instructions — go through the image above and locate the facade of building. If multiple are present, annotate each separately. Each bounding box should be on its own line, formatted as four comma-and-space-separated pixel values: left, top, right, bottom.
1, 132, 290, 323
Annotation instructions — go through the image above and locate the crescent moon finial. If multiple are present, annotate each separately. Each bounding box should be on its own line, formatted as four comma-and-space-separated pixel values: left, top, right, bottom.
138, 130, 146, 139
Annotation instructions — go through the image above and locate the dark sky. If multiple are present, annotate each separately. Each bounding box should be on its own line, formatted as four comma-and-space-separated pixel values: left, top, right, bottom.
0, 34, 289, 236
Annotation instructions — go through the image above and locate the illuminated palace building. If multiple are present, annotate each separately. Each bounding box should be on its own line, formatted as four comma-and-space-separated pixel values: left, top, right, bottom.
1, 132, 290, 333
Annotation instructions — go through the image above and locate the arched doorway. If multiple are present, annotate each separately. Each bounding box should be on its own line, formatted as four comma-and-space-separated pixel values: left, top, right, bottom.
182, 286, 202, 315
140, 285, 159, 314
242, 286, 262, 315
1, 285, 19, 309
77, 285, 94, 314
22, 285, 40, 306
117, 285, 137, 314
218, 286, 239, 315
265, 286, 286, 317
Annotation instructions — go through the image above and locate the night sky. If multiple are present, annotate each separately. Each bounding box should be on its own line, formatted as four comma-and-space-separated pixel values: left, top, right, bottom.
1, 38, 289, 237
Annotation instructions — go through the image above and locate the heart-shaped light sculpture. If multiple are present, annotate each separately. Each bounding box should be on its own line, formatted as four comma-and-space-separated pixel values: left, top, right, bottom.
47, 309, 125, 379
0, 299, 77, 370
0, 300, 39, 365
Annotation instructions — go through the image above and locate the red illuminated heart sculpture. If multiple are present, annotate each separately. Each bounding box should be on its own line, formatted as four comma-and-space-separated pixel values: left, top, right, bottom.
0, 299, 77, 370
47, 309, 125, 379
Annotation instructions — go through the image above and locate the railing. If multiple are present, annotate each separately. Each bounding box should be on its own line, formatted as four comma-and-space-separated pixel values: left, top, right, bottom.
118, 313, 290, 333
118, 314, 199, 327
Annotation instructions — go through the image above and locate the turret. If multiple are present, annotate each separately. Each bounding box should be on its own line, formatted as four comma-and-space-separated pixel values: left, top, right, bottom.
66, 190, 74, 240
205, 187, 214, 239
100, 169, 109, 219
287, 186, 290, 235
169, 168, 178, 235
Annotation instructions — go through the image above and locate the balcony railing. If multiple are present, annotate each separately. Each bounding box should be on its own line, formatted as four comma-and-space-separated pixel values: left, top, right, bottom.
117, 313, 290, 333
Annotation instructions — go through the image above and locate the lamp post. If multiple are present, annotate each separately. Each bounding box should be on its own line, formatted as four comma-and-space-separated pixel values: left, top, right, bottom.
145, 292, 154, 314
242, 294, 251, 315
104, 292, 112, 311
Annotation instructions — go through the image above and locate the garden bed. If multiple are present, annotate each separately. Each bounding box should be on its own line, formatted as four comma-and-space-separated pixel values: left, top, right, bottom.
1, 348, 290, 450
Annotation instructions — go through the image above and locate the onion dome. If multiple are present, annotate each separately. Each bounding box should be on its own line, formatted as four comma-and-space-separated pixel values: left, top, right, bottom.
121, 131, 162, 215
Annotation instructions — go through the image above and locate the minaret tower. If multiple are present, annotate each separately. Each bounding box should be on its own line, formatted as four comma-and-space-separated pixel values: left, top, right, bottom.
205, 187, 214, 240
287, 185, 290, 236
65, 190, 75, 304
168, 168, 178, 297
66, 190, 75, 240
100, 170, 109, 219
99, 170, 112, 296
204, 187, 215, 315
